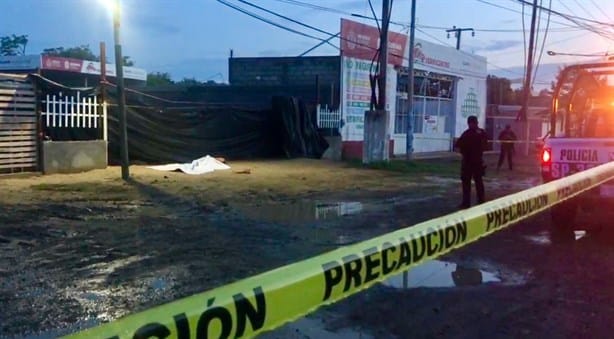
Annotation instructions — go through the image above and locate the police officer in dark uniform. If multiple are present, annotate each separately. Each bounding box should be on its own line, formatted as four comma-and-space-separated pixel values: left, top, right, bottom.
455, 115, 488, 209
497, 124, 517, 171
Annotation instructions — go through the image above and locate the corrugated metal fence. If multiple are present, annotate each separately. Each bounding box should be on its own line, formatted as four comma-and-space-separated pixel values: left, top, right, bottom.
0, 74, 38, 173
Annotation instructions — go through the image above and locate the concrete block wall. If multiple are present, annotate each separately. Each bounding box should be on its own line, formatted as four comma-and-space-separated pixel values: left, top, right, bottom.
229, 56, 340, 88
42, 140, 107, 174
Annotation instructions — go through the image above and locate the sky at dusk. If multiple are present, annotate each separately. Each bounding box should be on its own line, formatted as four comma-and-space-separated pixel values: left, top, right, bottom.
2, 0, 613, 86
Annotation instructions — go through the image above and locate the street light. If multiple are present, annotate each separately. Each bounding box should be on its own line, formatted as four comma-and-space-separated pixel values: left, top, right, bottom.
102, 0, 130, 180
547, 50, 608, 57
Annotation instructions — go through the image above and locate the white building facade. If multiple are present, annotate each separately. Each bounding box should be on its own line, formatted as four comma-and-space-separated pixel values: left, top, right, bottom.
338, 19, 487, 158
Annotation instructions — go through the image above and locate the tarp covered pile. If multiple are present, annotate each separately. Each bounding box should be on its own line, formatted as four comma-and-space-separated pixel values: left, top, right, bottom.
37, 77, 329, 164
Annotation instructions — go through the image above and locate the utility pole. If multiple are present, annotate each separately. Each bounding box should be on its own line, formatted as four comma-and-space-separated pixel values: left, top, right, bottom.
113, 0, 130, 180
100, 42, 108, 142
406, 0, 416, 161
377, 0, 390, 110
446, 26, 475, 50
520, 0, 539, 156
363, 0, 391, 164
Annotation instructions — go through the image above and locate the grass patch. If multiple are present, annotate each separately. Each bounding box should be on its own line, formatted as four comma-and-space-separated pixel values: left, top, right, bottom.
347, 158, 459, 176
32, 183, 129, 194
32, 183, 87, 192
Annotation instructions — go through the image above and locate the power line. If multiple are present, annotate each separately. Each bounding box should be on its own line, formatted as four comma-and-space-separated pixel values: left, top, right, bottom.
588, 0, 614, 22
532, 0, 552, 88
415, 27, 450, 47
234, 0, 340, 47
572, 0, 599, 21
269, 0, 350, 15
486, 31, 591, 57
417, 24, 580, 33
480, 0, 614, 41
515, 0, 614, 29
224, 0, 549, 82
216, 0, 339, 49
475, 0, 578, 29
516, 0, 614, 42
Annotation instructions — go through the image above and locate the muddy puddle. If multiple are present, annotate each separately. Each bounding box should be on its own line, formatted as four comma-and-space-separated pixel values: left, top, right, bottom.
231, 201, 365, 223
231, 194, 448, 224
382, 259, 526, 289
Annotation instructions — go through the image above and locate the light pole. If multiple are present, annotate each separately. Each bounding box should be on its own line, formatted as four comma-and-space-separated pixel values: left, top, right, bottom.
111, 0, 130, 180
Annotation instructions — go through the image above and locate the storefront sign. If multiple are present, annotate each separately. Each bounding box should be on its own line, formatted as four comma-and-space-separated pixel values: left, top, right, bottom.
41, 55, 146, 81
340, 19, 407, 66
42, 55, 83, 72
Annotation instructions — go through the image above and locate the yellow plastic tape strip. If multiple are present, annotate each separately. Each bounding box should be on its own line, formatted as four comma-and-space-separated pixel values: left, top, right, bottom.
63, 162, 614, 339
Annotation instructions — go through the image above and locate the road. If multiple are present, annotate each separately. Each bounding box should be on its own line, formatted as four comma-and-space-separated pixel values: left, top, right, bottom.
1, 155, 612, 338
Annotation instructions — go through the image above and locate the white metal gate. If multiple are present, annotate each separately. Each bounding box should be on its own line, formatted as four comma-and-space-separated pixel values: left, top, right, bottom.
41, 92, 107, 141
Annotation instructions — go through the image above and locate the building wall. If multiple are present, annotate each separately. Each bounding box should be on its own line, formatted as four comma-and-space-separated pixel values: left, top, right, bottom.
228, 56, 341, 107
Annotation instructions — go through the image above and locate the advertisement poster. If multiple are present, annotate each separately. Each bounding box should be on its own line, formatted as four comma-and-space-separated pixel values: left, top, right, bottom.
340, 19, 401, 142
41, 55, 147, 81
340, 56, 396, 141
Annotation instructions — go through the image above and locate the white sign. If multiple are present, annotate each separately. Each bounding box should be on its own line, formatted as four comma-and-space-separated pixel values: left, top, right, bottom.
81, 60, 147, 81
408, 38, 487, 79
0, 55, 40, 70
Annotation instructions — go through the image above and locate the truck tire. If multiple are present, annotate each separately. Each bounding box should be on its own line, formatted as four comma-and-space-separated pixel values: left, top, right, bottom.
551, 199, 578, 229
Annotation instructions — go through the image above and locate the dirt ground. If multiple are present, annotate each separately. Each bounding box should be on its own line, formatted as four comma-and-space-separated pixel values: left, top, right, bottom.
1, 153, 612, 338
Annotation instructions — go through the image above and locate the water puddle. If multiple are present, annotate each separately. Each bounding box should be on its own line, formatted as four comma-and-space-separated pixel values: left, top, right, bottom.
525, 231, 552, 245
525, 230, 588, 246
232, 201, 364, 223
382, 260, 506, 289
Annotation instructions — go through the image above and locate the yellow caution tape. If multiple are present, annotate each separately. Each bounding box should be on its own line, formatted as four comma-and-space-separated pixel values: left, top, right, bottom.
63, 162, 614, 339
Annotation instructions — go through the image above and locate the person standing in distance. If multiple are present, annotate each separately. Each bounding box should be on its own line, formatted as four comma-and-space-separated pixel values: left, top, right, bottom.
497, 124, 517, 171
455, 115, 488, 209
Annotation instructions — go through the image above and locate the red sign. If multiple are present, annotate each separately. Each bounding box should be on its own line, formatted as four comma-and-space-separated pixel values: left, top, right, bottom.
340, 19, 407, 66
41, 56, 83, 73
413, 42, 450, 68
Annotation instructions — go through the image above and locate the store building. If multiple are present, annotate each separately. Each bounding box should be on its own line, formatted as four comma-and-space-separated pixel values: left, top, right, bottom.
339, 19, 488, 158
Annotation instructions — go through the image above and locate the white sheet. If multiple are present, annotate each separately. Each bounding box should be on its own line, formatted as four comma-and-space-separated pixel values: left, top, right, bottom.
147, 155, 231, 175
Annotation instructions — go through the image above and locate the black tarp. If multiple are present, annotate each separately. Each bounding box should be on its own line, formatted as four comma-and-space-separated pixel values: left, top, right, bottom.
37, 78, 328, 164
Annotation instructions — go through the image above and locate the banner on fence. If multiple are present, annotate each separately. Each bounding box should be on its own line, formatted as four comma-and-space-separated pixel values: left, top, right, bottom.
63, 162, 614, 339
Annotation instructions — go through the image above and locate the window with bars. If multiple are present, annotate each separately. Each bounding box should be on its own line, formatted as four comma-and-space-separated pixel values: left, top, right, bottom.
395, 69, 456, 134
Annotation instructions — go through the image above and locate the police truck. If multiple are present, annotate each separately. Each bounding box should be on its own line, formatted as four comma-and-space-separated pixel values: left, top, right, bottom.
540, 58, 614, 226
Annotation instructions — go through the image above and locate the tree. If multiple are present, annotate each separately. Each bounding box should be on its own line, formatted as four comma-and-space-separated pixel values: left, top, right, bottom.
176, 77, 203, 86
0, 34, 28, 56
43, 45, 99, 61
122, 56, 134, 66
486, 75, 515, 105
146, 72, 174, 86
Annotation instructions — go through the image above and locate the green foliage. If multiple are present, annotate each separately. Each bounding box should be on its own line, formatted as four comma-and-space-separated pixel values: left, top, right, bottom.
347, 158, 459, 176
0, 34, 28, 56
146, 72, 174, 86
486, 75, 516, 105
43, 45, 100, 61
122, 56, 134, 66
